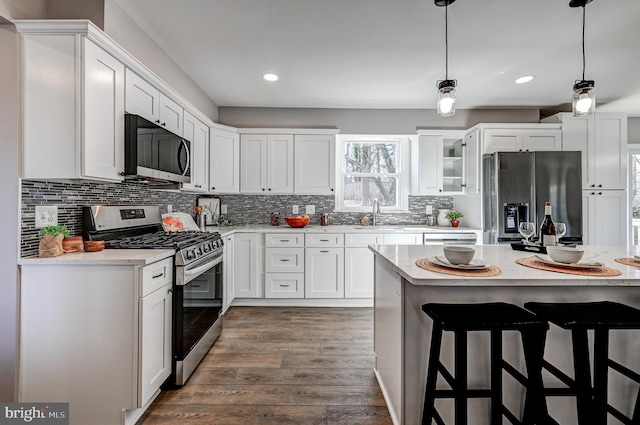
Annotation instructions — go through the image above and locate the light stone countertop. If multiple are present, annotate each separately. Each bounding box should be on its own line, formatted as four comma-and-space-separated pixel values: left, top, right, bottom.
18, 249, 175, 266
210, 224, 480, 236
370, 244, 640, 286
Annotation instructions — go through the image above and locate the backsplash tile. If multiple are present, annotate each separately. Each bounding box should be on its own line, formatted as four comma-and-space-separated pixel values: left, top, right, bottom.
20, 179, 452, 257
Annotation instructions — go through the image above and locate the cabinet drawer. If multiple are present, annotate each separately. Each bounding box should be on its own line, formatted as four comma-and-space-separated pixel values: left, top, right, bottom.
305, 233, 344, 247
265, 273, 304, 298
140, 257, 174, 297
344, 233, 383, 248
265, 233, 305, 247
265, 248, 305, 272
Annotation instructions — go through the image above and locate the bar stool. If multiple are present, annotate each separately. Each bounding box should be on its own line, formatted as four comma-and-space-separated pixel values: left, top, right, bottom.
421, 302, 550, 425
524, 301, 640, 425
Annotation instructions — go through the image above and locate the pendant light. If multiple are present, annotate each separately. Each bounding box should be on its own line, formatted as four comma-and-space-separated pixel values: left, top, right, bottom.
435, 0, 456, 117
570, 0, 595, 116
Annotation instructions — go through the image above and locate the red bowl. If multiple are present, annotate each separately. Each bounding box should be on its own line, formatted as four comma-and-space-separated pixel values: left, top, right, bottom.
284, 216, 311, 228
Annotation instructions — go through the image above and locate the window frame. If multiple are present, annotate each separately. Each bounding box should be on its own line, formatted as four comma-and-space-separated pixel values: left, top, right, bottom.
335, 134, 412, 212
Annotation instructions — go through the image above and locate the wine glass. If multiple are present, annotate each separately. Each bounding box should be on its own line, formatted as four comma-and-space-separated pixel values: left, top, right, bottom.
518, 222, 535, 244
555, 223, 567, 244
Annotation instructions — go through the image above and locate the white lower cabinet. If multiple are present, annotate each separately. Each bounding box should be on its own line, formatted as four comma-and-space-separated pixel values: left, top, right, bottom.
19, 256, 173, 425
265, 273, 305, 298
344, 233, 383, 299
223, 234, 234, 309
305, 248, 345, 298
582, 190, 628, 245
139, 281, 172, 407
233, 233, 263, 298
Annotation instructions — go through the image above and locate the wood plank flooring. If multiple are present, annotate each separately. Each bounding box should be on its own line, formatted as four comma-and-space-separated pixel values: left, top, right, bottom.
137, 307, 392, 425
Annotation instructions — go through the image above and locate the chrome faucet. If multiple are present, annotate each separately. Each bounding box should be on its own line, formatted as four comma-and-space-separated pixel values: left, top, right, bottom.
372, 198, 380, 226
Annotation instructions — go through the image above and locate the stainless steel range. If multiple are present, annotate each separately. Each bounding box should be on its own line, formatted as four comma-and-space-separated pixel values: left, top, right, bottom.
83, 205, 224, 386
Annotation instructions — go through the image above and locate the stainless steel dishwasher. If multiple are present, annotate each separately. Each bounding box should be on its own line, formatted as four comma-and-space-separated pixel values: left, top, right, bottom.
423, 232, 478, 245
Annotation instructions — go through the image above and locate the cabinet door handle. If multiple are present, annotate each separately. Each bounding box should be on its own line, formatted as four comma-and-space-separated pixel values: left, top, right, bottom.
598, 192, 603, 195
168, 288, 173, 294
152, 272, 164, 279
591, 192, 596, 195
598, 184, 602, 188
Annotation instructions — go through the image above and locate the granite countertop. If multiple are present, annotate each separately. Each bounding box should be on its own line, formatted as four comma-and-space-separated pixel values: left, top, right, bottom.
18, 249, 175, 266
370, 244, 640, 286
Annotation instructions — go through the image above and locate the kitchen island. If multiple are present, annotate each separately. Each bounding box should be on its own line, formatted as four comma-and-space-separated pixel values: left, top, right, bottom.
370, 244, 640, 425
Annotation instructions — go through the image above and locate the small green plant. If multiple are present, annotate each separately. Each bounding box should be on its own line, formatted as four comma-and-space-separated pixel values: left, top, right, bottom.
38, 225, 70, 238
445, 210, 463, 221
217, 215, 232, 227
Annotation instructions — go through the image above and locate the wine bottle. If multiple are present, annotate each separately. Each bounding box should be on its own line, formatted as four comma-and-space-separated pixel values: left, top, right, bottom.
539, 201, 556, 247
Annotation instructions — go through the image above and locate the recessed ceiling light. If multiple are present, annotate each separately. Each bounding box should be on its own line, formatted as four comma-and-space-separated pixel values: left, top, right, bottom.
515, 75, 535, 84
262, 73, 279, 82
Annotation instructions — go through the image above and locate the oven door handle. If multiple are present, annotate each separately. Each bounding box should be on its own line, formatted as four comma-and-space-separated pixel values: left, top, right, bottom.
179, 254, 223, 286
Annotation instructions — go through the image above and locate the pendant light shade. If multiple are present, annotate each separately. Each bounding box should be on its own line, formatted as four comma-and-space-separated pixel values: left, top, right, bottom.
573, 79, 595, 116
437, 80, 456, 117
435, 0, 456, 117
571, 0, 595, 116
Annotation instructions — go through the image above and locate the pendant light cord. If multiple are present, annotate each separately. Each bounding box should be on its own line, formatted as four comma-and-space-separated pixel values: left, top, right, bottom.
445, 2, 449, 80
581, 5, 586, 80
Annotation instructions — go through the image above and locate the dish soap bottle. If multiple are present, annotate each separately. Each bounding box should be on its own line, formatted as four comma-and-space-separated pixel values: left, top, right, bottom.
539, 201, 556, 246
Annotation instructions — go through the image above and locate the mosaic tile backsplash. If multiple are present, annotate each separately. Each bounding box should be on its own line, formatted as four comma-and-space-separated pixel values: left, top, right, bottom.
20, 179, 452, 257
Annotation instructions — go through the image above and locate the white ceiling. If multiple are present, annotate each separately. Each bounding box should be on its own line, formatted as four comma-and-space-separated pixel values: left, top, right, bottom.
114, 0, 640, 116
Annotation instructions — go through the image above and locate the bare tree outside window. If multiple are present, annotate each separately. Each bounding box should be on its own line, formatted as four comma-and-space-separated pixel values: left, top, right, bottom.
631, 153, 640, 244
343, 142, 399, 208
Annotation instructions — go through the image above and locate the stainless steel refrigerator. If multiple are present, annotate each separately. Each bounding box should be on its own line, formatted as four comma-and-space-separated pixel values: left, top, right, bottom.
482, 151, 582, 244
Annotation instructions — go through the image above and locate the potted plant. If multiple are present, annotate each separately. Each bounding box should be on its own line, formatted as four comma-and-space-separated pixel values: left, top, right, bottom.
445, 210, 464, 227
38, 225, 69, 258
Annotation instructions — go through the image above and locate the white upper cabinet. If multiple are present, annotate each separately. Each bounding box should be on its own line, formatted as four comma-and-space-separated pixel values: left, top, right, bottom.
209, 126, 240, 193
19, 22, 125, 182
181, 110, 209, 192
159, 96, 184, 136
82, 39, 126, 181
482, 128, 561, 153
543, 112, 627, 190
125, 69, 183, 136
125, 68, 160, 122
294, 134, 336, 195
240, 134, 294, 193
412, 130, 472, 195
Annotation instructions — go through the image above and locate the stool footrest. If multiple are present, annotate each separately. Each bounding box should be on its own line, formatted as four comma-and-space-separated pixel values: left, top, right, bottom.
432, 388, 494, 398
609, 358, 640, 384
542, 359, 577, 389
501, 359, 529, 387
609, 404, 636, 425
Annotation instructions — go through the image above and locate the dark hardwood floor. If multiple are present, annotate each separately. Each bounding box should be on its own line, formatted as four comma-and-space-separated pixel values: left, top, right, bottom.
138, 307, 392, 425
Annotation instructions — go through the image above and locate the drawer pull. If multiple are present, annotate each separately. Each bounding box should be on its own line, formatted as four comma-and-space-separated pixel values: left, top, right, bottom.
320, 250, 329, 253
280, 259, 291, 262
280, 240, 291, 242
191, 284, 201, 288
279, 284, 290, 288
152, 272, 164, 279
320, 239, 330, 242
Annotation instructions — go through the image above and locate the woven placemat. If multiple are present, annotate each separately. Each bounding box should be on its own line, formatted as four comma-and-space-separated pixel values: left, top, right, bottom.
516, 257, 621, 276
415, 258, 502, 277
615, 258, 640, 268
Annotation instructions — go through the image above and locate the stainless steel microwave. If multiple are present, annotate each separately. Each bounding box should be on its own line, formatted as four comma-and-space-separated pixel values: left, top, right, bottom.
124, 113, 191, 183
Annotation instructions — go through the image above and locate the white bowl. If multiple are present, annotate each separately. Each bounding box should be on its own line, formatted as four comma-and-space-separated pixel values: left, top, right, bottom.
546, 246, 584, 264
443, 245, 475, 265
